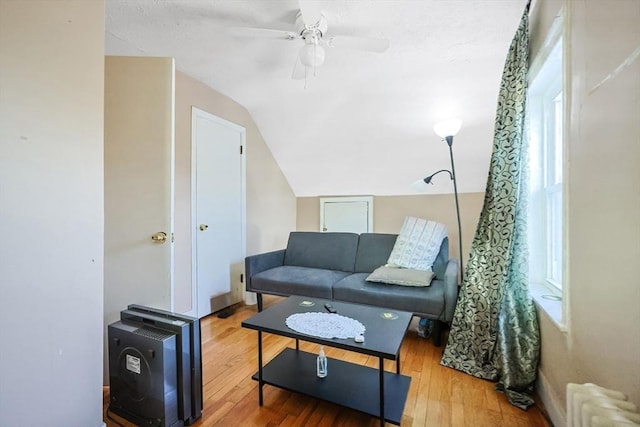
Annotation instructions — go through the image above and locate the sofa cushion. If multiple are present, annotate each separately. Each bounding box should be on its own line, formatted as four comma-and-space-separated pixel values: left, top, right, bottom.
283, 232, 359, 272
387, 216, 448, 271
366, 266, 434, 287
333, 273, 445, 318
353, 233, 398, 273
250, 266, 349, 299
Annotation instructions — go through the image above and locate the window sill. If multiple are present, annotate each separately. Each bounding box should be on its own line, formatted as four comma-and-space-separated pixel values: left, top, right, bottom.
530, 281, 567, 332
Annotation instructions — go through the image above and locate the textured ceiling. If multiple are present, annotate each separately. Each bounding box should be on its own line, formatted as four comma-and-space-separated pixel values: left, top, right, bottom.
105, 0, 527, 196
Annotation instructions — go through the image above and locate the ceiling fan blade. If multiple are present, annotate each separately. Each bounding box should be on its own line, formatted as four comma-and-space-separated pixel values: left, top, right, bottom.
298, 0, 323, 25
227, 26, 298, 40
327, 35, 390, 53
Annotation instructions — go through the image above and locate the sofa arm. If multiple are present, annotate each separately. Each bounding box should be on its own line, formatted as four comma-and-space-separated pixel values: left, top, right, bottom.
442, 258, 460, 323
245, 249, 286, 291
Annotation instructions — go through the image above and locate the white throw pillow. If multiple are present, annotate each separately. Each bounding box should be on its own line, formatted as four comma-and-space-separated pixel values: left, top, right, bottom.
387, 216, 447, 271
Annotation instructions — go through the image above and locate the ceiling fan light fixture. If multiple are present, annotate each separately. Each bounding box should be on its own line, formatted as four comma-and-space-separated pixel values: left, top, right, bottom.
299, 43, 325, 68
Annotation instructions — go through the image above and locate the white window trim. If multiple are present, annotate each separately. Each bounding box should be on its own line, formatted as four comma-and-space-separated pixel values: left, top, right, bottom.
543, 84, 563, 288
528, 12, 569, 332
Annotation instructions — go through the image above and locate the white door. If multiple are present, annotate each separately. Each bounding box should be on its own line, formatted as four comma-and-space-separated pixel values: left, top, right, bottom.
191, 107, 246, 318
320, 196, 374, 233
104, 56, 175, 322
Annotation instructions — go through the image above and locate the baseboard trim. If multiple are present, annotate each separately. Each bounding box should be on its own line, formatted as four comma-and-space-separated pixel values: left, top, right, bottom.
536, 368, 565, 427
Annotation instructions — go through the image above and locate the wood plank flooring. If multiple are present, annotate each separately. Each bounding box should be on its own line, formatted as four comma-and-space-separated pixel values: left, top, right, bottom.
103, 296, 552, 427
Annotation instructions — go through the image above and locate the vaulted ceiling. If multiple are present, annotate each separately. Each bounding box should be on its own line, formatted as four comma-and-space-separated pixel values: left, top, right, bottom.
105, 0, 527, 196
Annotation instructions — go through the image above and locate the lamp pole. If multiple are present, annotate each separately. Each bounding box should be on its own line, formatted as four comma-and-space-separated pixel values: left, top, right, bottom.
422, 164, 464, 283
429, 119, 464, 284
446, 136, 464, 283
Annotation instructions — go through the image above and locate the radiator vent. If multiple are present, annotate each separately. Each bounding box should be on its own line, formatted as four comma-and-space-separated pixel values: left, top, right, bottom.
567, 383, 640, 426
133, 326, 173, 341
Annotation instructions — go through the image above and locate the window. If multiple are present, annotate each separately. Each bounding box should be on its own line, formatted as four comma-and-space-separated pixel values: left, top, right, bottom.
545, 87, 563, 287
528, 37, 564, 294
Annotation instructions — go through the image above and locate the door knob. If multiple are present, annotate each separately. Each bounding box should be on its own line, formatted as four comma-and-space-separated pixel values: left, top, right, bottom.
199, 224, 209, 231
151, 231, 168, 243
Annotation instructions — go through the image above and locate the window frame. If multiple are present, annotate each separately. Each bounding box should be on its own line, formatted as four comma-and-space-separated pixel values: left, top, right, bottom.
543, 81, 563, 288
527, 18, 568, 330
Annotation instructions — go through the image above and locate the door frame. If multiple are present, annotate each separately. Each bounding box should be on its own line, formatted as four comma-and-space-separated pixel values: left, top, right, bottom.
319, 196, 374, 233
189, 107, 246, 318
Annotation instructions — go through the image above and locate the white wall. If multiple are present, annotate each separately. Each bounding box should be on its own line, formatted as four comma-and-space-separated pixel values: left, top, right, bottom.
530, 0, 640, 424
0, 1, 105, 426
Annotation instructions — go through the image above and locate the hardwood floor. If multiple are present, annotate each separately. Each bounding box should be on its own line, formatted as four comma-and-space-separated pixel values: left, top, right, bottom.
103, 295, 552, 427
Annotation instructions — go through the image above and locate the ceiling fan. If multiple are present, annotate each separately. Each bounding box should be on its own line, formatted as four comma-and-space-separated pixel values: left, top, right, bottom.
228, 2, 390, 82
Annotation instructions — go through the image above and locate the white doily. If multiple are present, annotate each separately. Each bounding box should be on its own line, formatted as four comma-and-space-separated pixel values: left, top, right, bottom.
285, 312, 366, 339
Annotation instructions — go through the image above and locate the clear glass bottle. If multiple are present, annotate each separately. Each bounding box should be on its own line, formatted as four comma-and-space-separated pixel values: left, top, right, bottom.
316, 345, 327, 378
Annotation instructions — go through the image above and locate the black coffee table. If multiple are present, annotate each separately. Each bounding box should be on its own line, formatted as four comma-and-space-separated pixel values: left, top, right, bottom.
241, 296, 412, 426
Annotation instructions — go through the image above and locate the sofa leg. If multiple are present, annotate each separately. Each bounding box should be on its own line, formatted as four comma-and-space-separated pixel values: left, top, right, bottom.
433, 320, 442, 347
256, 293, 263, 312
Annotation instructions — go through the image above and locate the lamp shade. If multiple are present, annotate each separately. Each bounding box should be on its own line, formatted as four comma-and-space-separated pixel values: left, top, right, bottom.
299, 43, 325, 67
410, 178, 429, 193
433, 119, 462, 138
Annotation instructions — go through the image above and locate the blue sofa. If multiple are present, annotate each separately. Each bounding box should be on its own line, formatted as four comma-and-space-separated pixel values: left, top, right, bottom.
245, 231, 459, 346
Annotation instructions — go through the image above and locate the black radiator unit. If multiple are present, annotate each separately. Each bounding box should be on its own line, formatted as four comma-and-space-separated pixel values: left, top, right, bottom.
108, 321, 183, 427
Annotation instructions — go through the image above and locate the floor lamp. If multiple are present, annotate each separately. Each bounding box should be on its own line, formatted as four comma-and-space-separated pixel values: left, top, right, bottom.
416, 119, 464, 283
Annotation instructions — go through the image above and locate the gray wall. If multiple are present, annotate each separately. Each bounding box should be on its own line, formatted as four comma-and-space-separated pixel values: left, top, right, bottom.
0, 1, 105, 426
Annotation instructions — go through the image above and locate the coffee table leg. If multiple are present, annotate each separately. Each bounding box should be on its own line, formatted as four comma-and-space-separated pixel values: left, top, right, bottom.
397, 353, 401, 374
379, 357, 385, 426
258, 331, 264, 406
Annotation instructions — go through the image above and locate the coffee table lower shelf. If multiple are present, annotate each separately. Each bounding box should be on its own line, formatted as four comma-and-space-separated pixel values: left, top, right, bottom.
251, 347, 411, 425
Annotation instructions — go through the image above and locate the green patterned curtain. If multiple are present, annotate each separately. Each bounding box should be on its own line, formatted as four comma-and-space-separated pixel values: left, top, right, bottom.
440, 0, 540, 410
